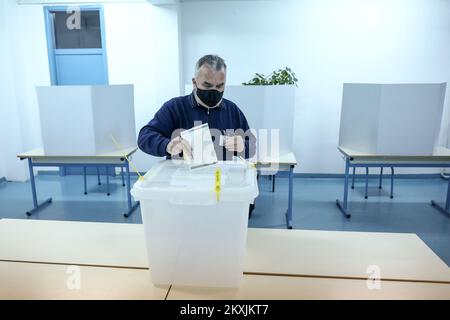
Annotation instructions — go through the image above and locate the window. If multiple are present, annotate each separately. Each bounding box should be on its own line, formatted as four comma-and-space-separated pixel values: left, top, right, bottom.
44, 5, 108, 85
52, 10, 102, 49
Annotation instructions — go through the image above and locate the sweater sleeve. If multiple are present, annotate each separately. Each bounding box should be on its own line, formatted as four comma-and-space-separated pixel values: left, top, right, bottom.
137, 102, 175, 157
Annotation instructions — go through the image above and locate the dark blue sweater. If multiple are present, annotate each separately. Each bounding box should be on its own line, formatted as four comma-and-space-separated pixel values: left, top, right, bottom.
137, 93, 255, 159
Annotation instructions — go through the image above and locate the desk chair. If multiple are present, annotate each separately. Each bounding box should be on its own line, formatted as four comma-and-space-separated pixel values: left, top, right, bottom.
83, 167, 126, 196
351, 167, 394, 199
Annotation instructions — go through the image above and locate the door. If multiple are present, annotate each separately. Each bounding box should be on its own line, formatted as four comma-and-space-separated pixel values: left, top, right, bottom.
44, 6, 111, 176
44, 5, 108, 85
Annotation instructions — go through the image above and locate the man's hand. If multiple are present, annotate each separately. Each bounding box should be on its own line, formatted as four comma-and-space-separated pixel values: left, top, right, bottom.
224, 135, 244, 153
166, 136, 192, 159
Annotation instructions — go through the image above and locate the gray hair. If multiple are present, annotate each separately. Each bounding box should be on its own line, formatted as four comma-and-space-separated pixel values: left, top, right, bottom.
195, 54, 227, 76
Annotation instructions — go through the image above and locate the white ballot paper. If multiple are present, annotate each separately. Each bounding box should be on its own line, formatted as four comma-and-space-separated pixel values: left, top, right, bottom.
180, 123, 218, 169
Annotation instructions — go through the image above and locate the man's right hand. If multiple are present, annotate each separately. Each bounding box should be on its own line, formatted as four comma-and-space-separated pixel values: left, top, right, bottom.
166, 136, 192, 159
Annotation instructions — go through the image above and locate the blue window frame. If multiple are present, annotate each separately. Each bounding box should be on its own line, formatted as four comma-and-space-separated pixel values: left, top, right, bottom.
43, 5, 109, 85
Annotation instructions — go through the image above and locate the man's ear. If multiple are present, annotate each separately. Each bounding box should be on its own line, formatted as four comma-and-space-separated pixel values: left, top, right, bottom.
192, 78, 196, 87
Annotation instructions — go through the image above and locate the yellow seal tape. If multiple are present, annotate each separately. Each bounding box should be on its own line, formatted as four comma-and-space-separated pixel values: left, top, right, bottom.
215, 168, 221, 202
110, 134, 145, 181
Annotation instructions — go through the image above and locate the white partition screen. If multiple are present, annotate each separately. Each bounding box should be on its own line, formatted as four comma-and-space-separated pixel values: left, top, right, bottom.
37, 84, 136, 156
186, 84, 296, 158
339, 83, 447, 155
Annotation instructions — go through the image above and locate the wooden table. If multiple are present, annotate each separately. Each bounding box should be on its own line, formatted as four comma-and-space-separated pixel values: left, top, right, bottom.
0, 260, 168, 300
256, 152, 297, 228
0, 219, 448, 286
336, 146, 450, 218
17, 147, 139, 217
1, 259, 448, 300
167, 274, 450, 300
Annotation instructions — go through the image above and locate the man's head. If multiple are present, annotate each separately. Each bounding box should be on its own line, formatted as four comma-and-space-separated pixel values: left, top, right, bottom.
192, 54, 227, 108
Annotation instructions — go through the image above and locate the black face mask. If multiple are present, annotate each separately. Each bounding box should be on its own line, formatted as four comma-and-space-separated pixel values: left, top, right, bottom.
195, 87, 224, 107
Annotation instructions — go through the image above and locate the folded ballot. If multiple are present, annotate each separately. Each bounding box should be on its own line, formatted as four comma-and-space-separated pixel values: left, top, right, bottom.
180, 123, 218, 169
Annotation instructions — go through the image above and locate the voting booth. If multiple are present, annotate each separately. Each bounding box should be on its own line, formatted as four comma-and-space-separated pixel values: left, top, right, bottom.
131, 160, 259, 288
224, 85, 296, 158
36, 85, 136, 156
338, 83, 447, 155
185, 84, 296, 160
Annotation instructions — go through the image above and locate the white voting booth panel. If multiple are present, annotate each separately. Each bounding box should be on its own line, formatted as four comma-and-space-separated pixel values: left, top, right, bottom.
36, 85, 136, 156
185, 85, 296, 159
339, 83, 447, 155
225, 85, 295, 157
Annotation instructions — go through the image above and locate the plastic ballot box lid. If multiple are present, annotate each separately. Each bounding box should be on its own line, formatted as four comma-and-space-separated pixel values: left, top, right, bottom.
131, 160, 258, 205
131, 160, 259, 288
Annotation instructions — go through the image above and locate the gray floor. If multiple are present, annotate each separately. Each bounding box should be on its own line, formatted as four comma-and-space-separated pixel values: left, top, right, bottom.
0, 173, 449, 266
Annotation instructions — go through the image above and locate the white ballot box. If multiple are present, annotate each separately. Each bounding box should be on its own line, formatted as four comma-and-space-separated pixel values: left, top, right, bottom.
131, 160, 259, 288
339, 83, 447, 155
36, 85, 136, 155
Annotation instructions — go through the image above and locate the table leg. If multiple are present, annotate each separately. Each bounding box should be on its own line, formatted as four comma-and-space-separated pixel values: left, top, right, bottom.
97, 167, 101, 185
106, 166, 110, 196
431, 173, 450, 217
272, 174, 276, 193
365, 167, 369, 199
285, 165, 293, 229
83, 167, 87, 195
379, 167, 383, 189
121, 167, 125, 187
124, 161, 139, 218
26, 158, 52, 216
390, 167, 394, 199
351, 167, 355, 189
336, 157, 351, 218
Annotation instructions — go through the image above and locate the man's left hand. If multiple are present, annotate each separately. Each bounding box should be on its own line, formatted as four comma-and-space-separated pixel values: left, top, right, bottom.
224, 135, 244, 153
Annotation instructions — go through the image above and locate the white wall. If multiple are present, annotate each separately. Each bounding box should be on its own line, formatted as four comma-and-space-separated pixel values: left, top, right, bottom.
0, 1, 181, 180
104, 2, 181, 171
0, 164, 5, 180
2, 0, 450, 179
0, 0, 36, 181
1, 0, 72, 181
0, 152, 5, 179
179, 0, 450, 173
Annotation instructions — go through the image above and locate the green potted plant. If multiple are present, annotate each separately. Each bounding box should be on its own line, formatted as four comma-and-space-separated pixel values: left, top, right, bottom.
222, 67, 297, 158
242, 67, 299, 87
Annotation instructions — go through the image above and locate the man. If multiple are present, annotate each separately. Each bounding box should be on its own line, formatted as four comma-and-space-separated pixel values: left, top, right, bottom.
137, 54, 255, 161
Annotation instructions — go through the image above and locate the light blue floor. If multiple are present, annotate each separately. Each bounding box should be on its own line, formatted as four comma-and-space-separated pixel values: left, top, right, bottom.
0, 174, 449, 266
